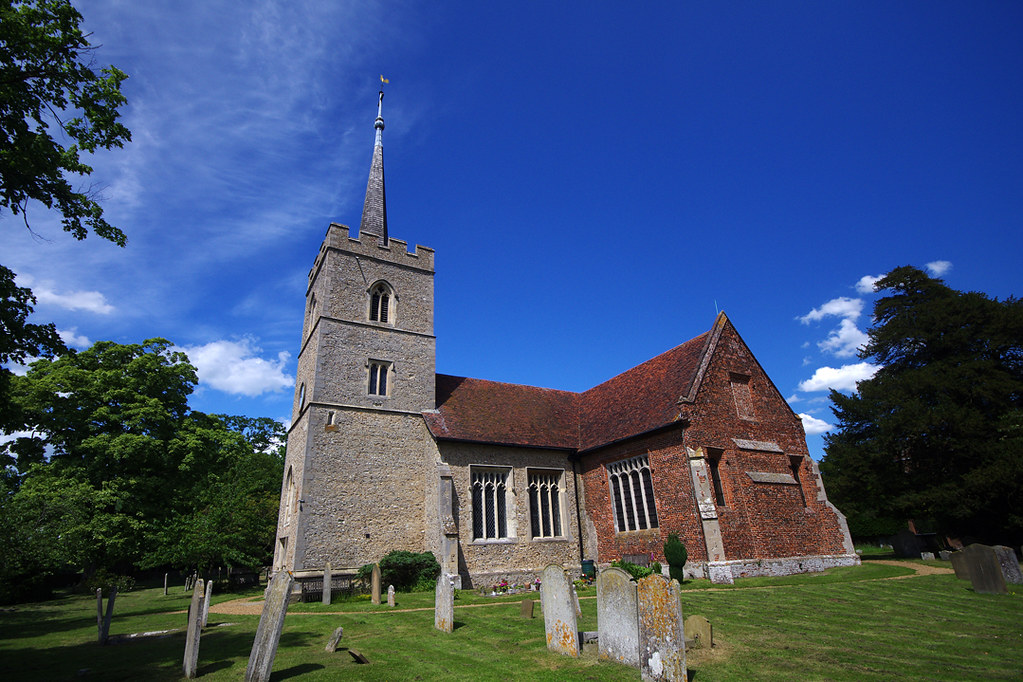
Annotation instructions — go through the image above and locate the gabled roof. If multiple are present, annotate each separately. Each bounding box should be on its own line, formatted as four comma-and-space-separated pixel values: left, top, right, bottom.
424, 314, 730, 452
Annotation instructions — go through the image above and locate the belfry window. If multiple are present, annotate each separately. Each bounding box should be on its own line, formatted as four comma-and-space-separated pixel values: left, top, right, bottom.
369, 282, 393, 323
528, 470, 564, 538
607, 454, 658, 532
368, 361, 390, 396
472, 468, 510, 540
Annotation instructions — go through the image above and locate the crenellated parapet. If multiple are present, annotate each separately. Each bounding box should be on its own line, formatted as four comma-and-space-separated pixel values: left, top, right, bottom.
310, 223, 434, 278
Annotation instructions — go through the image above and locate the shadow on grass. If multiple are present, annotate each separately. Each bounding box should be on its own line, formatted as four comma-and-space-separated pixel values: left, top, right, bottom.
272, 663, 326, 680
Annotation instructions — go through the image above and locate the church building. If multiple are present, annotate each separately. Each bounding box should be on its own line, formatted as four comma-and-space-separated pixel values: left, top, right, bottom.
272, 92, 857, 587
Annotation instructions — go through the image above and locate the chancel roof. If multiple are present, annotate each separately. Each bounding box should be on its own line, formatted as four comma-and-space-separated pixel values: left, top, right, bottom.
424, 316, 724, 452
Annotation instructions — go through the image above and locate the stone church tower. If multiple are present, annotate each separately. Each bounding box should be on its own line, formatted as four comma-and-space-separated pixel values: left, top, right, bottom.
272, 90, 438, 574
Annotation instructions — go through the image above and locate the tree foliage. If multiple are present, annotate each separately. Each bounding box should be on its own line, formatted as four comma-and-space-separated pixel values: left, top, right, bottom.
1, 0, 131, 243
820, 266, 1023, 545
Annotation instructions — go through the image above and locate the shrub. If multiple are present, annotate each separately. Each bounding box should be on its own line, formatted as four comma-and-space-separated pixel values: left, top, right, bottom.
84, 569, 135, 593
663, 533, 687, 583
650, 561, 662, 575
377, 550, 441, 592
610, 559, 654, 580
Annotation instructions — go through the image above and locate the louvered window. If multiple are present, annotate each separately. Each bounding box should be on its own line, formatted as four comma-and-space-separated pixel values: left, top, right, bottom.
369, 283, 392, 323
607, 454, 659, 532
528, 470, 563, 538
472, 468, 510, 540
368, 361, 389, 396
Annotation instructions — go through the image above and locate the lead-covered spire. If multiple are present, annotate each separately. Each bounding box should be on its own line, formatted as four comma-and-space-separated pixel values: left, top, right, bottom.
359, 88, 387, 246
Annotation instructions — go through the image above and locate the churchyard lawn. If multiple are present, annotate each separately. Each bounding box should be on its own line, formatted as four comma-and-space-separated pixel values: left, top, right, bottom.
0, 559, 1019, 680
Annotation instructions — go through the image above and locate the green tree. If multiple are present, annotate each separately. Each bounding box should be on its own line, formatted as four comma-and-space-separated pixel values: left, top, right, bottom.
1, 0, 131, 243
820, 266, 1023, 544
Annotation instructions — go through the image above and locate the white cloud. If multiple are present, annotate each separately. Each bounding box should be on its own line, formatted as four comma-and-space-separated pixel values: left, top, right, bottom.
786, 394, 800, 404
817, 318, 869, 358
180, 339, 293, 397
926, 260, 952, 276
798, 297, 863, 324
797, 362, 880, 392
799, 413, 833, 435
855, 274, 883, 295
58, 328, 92, 349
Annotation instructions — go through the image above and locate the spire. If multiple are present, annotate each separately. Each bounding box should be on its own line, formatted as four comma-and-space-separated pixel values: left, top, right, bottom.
359, 88, 388, 246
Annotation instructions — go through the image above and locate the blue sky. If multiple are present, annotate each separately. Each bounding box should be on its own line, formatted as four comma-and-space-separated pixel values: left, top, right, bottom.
4, 1, 1021, 459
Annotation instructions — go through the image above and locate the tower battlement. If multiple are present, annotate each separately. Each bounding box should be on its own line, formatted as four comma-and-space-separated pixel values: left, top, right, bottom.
311, 223, 434, 279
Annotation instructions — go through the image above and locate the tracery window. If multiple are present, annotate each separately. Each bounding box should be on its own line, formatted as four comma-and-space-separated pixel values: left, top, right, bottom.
472, 468, 510, 540
528, 470, 564, 538
368, 361, 390, 396
607, 454, 658, 532
369, 282, 393, 323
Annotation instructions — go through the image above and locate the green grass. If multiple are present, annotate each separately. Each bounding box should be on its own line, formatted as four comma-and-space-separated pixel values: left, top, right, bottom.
1, 561, 1020, 681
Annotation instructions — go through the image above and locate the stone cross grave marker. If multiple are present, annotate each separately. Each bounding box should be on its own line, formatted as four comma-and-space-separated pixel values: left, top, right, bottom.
637, 574, 686, 681
597, 566, 639, 668
183, 579, 204, 678
993, 546, 1023, 584
325, 626, 344, 652
323, 562, 332, 605
245, 571, 294, 682
540, 564, 579, 657
435, 573, 454, 632
201, 581, 213, 628
387, 584, 395, 607
684, 614, 712, 649
957, 544, 1008, 595
371, 564, 382, 605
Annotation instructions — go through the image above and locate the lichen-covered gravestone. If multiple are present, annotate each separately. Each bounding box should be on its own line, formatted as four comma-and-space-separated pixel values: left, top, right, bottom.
434, 573, 454, 632
325, 626, 344, 652
993, 546, 1023, 585
597, 566, 639, 667
637, 574, 686, 681
245, 571, 295, 682
540, 564, 579, 657
183, 579, 204, 678
371, 564, 382, 605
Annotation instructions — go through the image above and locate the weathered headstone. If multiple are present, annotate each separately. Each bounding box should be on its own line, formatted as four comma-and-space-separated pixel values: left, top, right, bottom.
957, 544, 1007, 595
597, 566, 639, 667
993, 545, 1023, 585
183, 579, 204, 678
98, 586, 117, 645
540, 564, 579, 657
434, 573, 454, 633
921, 552, 935, 561
683, 614, 712, 649
371, 564, 382, 605
96, 589, 103, 642
201, 581, 213, 628
245, 571, 295, 682
637, 574, 686, 681
571, 583, 581, 616
349, 649, 370, 664
950, 550, 971, 581
322, 562, 332, 605
387, 584, 395, 607
938, 550, 952, 561
520, 598, 534, 618
325, 626, 344, 652
164, 573, 169, 596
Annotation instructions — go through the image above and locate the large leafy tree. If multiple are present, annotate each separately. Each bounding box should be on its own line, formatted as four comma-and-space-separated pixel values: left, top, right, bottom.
820, 266, 1023, 544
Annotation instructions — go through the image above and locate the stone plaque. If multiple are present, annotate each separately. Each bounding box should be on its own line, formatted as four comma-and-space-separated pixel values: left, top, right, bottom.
597, 567, 639, 667
435, 573, 455, 633
540, 564, 579, 657
371, 564, 382, 605
637, 574, 686, 681
683, 614, 712, 649
245, 571, 294, 682
183, 580, 204, 678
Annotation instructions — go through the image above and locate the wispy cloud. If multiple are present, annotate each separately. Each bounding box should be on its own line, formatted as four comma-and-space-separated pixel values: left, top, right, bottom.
58, 328, 92, 349
797, 362, 879, 392
798, 297, 863, 324
926, 260, 952, 277
179, 339, 293, 397
799, 413, 833, 435
17, 274, 115, 314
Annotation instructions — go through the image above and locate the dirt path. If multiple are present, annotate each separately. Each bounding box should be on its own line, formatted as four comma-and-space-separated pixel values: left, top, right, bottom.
209, 561, 953, 616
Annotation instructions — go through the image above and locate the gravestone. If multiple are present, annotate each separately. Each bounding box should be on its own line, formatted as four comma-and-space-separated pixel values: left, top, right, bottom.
939, 550, 952, 561
993, 546, 1023, 585
349, 649, 370, 664
950, 550, 971, 581
571, 584, 581, 616
96, 589, 103, 642
957, 544, 1007, 595
540, 564, 579, 657
520, 598, 534, 618
164, 573, 169, 596
325, 626, 344, 652
323, 562, 332, 605
371, 564, 382, 605
97, 586, 117, 645
387, 584, 395, 607
683, 614, 712, 649
597, 567, 639, 667
202, 580, 214, 625
921, 552, 935, 561
245, 571, 294, 682
637, 574, 686, 681
434, 573, 455, 632
183, 579, 204, 678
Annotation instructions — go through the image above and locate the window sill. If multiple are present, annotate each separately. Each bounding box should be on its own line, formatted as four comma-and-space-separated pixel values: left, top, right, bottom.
470, 538, 517, 546
613, 528, 661, 537
530, 536, 570, 543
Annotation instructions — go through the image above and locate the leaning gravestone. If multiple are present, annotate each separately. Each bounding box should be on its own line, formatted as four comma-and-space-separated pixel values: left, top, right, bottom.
371, 564, 382, 605
322, 562, 332, 605
637, 574, 686, 681
245, 571, 295, 682
387, 584, 395, 607
325, 626, 344, 652
684, 614, 712, 649
950, 550, 971, 581
597, 567, 639, 667
435, 573, 455, 632
958, 544, 1007, 595
993, 546, 1023, 585
540, 564, 579, 657
183, 579, 204, 678
201, 581, 213, 628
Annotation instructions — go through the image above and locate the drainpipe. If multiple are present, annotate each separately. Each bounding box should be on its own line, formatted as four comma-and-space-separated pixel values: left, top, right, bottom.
570, 453, 585, 567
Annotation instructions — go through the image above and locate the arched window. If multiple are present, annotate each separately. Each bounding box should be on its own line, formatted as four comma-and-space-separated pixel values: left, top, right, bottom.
528, 470, 564, 538
284, 467, 296, 527
472, 468, 510, 540
368, 282, 395, 324
607, 454, 659, 532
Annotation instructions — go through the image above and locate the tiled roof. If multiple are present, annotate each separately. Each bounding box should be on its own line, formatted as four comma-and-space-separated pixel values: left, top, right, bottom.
424, 320, 719, 452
